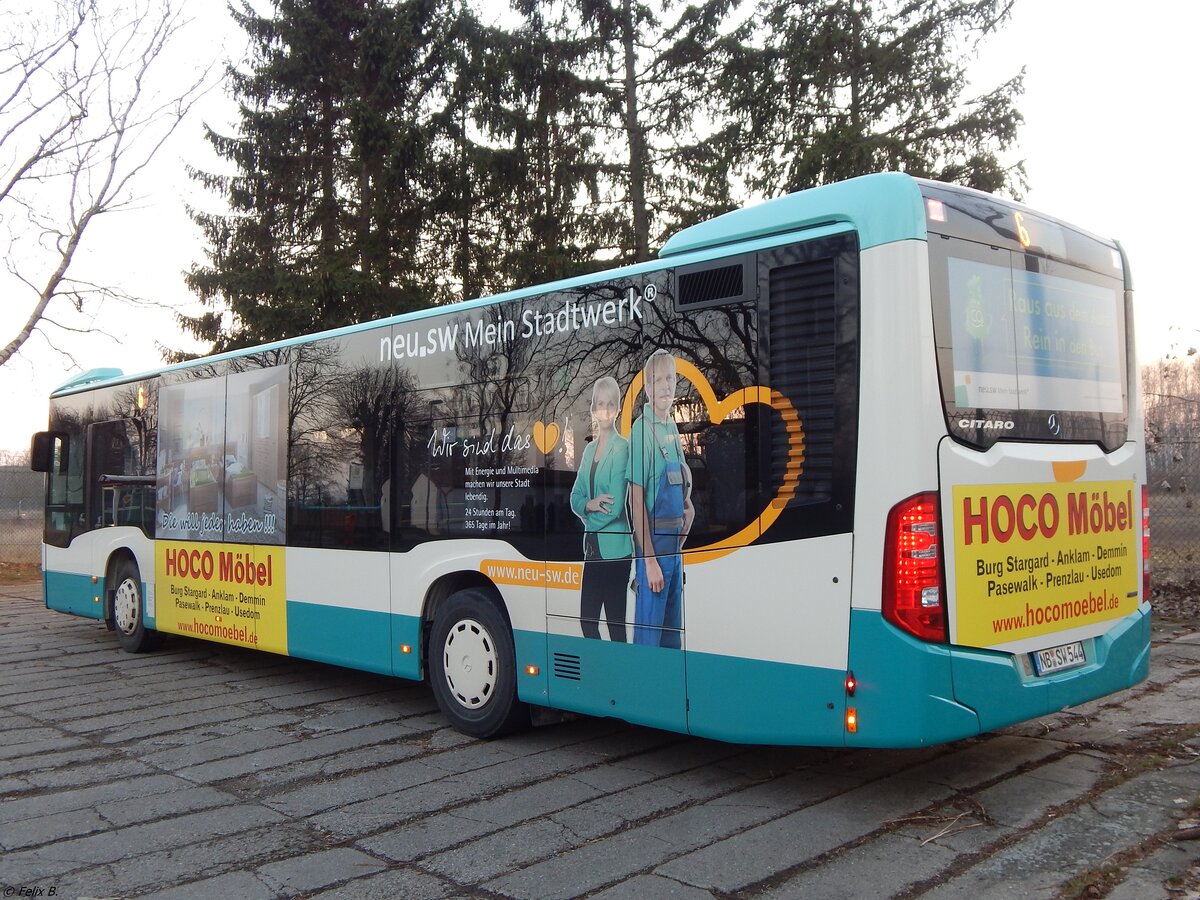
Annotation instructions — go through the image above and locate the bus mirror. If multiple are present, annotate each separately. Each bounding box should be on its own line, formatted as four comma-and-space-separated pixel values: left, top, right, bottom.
30, 431, 67, 474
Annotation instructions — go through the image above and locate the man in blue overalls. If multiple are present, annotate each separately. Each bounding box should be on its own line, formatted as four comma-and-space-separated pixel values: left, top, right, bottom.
629, 349, 694, 648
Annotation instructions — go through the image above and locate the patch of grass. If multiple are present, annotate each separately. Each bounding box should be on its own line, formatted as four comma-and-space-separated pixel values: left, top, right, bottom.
1058, 852, 1145, 899
1059, 859, 1131, 899
1165, 862, 1200, 896
1094, 724, 1200, 793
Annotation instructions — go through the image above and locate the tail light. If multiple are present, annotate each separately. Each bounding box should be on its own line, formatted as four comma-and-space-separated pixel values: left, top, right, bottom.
1142, 485, 1151, 602
882, 492, 946, 642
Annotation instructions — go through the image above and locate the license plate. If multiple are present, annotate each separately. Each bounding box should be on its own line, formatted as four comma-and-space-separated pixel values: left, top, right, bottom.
1031, 641, 1086, 675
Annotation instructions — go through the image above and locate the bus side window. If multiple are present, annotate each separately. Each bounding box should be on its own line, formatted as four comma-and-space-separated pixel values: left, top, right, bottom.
642, 270, 760, 549
87, 421, 134, 527
42, 432, 78, 540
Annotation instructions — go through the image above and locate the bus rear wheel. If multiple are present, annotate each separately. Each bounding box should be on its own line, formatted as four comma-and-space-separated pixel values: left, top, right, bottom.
111, 559, 162, 654
428, 589, 529, 738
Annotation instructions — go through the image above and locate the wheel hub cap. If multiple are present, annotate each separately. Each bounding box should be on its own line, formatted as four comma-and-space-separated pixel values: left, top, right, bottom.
443, 618, 496, 709
114, 578, 140, 635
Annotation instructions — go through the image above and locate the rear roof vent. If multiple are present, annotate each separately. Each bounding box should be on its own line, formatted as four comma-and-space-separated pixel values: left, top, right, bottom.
674, 255, 753, 308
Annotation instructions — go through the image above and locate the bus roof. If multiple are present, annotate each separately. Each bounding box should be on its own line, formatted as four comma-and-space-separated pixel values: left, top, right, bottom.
661, 171, 926, 257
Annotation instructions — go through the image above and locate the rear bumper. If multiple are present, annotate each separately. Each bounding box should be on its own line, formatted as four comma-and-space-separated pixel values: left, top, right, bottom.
951, 601, 1151, 733
845, 604, 1150, 748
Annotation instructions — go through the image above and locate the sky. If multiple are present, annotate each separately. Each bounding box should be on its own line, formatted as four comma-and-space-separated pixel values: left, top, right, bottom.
1, 0, 1197, 452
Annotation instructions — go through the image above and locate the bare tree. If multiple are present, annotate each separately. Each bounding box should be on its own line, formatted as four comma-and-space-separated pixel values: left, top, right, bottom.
0, 0, 207, 368
0, 447, 31, 466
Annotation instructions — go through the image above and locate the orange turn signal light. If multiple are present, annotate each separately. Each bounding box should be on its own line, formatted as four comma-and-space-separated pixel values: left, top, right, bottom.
525, 665, 540, 676
846, 708, 858, 733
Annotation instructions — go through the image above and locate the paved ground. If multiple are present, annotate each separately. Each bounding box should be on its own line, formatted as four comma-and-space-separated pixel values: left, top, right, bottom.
1, 580, 1198, 900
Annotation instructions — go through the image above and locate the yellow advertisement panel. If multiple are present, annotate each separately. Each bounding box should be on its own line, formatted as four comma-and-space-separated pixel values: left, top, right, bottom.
155, 541, 288, 654
952, 480, 1139, 649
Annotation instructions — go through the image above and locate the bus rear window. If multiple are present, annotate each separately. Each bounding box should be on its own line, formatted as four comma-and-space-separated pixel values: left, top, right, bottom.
930, 235, 1129, 450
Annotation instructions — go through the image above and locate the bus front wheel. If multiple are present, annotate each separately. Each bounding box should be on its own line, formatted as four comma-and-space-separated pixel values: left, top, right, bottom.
111, 559, 163, 654
428, 589, 530, 738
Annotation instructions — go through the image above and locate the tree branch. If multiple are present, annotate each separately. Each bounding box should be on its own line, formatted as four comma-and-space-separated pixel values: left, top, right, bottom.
0, 0, 211, 368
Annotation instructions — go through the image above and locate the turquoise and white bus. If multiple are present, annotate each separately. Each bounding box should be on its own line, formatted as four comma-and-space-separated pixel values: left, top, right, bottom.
31, 173, 1150, 747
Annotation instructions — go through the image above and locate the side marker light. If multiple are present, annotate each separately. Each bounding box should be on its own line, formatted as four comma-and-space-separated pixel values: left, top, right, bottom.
846, 708, 858, 733
525, 665, 540, 676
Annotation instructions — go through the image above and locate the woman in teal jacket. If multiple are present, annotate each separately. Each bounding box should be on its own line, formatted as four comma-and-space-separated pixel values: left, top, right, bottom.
570, 376, 633, 641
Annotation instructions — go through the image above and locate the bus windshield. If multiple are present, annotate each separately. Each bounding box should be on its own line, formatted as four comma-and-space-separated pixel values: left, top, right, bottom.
923, 184, 1130, 451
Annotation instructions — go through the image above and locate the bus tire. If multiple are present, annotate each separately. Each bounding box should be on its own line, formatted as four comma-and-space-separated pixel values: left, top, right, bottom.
428, 589, 530, 738
111, 558, 162, 654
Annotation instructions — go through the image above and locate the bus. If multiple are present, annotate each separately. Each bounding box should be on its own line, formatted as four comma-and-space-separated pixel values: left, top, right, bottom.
30, 172, 1150, 747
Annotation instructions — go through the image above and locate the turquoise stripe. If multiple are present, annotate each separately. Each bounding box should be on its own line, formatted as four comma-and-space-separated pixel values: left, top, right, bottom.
44, 571, 105, 620
389, 613, 423, 681
514, 629, 549, 705
847, 609, 980, 748
847, 605, 1152, 747
545, 633, 687, 733
685, 651, 847, 746
285, 600, 411, 677
660, 172, 925, 257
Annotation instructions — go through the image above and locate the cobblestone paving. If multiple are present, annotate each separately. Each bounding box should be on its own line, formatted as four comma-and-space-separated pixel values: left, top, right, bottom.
1, 583, 1197, 899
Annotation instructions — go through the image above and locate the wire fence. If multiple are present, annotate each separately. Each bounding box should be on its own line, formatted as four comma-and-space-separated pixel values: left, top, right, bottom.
2, 458, 1197, 582
0, 466, 43, 578
1147, 436, 1199, 581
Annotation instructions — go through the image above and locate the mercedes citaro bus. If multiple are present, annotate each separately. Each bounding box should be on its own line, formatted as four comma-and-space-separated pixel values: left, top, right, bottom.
32, 173, 1150, 746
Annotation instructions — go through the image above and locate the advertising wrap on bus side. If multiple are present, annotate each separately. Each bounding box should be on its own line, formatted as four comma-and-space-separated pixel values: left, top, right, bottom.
33, 173, 1150, 747
154, 541, 288, 654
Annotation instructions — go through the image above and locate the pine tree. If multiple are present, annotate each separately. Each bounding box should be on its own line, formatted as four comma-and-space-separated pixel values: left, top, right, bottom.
485, 0, 612, 286
426, 1, 611, 301
729, 0, 1025, 197
181, 0, 461, 354
178, 0, 1027, 359
573, 0, 743, 262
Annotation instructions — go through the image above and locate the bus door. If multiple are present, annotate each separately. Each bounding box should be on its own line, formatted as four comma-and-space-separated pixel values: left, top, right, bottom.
87, 420, 129, 530
83, 419, 154, 611
86, 419, 155, 533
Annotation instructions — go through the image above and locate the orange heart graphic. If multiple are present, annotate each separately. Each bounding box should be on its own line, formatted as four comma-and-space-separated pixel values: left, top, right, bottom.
619, 358, 806, 564
533, 421, 561, 455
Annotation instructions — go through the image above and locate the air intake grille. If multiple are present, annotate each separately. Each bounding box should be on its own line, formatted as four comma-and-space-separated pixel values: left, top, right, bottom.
769, 257, 836, 505
552, 652, 581, 681
678, 263, 744, 306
